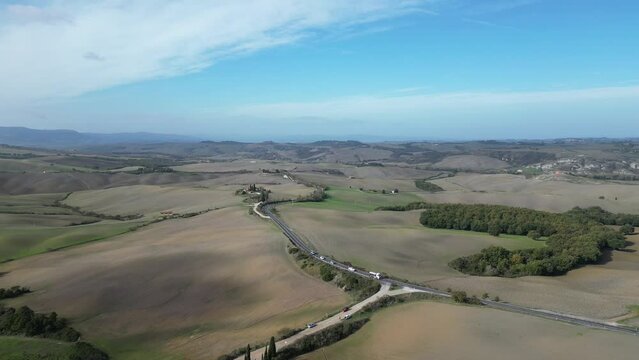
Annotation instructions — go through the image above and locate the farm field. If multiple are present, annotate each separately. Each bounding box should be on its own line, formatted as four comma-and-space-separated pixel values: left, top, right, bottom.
292, 186, 421, 212
279, 204, 639, 318
63, 184, 238, 218
279, 207, 545, 280
422, 173, 639, 213
0, 207, 349, 359
299, 301, 639, 360
0, 219, 143, 262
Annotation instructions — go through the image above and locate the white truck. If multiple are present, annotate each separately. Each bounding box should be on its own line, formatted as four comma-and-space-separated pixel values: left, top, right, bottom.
369, 272, 382, 280
347, 266, 356, 272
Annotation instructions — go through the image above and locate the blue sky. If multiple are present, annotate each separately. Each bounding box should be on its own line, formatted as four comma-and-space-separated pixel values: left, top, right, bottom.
1, 0, 638, 140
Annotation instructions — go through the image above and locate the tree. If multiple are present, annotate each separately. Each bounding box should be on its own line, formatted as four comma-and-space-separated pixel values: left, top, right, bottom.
320, 264, 335, 282
267, 336, 277, 359
244, 344, 251, 360
620, 224, 635, 235
451, 291, 468, 303
487, 222, 501, 237
527, 230, 541, 240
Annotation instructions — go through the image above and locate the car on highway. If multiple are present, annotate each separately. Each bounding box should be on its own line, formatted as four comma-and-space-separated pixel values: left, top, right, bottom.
342, 306, 350, 312
310, 251, 317, 255
340, 314, 352, 321
347, 266, 355, 272
319, 256, 325, 260
306, 323, 317, 329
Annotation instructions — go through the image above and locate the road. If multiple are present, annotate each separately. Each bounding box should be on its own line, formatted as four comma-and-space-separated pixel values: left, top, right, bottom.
260, 203, 639, 337
235, 282, 412, 360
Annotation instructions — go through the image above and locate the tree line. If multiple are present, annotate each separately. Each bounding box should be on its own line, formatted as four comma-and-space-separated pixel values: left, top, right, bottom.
414, 179, 444, 192
0, 304, 80, 341
0, 286, 30, 300
565, 206, 639, 226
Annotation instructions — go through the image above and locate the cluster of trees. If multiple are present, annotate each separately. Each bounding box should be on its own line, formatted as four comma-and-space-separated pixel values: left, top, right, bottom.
414, 180, 444, 192
565, 206, 639, 227
304, 187, 327, 202
131, 166, 175, 174
258, 337, 277, 360
0, 305, 80, 341
319, 264, 335, 282
243, 184, 271, 202
412, 203, 630, 277
450, 291, 482, 305
0, 286, 30, 300
287, 247, 379, 301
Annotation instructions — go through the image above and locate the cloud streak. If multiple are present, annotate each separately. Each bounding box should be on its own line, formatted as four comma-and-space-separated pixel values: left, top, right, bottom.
0, 0, 425, 104
227, 86, 639, 120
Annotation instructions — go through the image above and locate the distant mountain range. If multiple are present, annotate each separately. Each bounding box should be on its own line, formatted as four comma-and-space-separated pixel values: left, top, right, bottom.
0, 127, 200, 148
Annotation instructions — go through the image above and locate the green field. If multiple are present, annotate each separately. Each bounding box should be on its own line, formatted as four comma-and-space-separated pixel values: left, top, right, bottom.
0, 220, 143, 262
0, 336, 71, 360
292, 187, 421, 212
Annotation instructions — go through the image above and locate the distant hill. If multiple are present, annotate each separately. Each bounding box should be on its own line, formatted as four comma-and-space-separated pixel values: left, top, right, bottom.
0, 126, 200, 148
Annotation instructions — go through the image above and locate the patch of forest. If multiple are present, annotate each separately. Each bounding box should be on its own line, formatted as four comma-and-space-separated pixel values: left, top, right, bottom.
378, 202, 634, 277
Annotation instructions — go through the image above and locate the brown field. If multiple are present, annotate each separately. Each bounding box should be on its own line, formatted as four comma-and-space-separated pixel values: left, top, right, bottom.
433, 154, 509, 170
300, 301, 639, 360
0, 171, 225, 195
0, 207, 349, 359
64, 184, 238, 217
424, 173, 639, 213
279, 206, 639, 319
173, 159, 299, 173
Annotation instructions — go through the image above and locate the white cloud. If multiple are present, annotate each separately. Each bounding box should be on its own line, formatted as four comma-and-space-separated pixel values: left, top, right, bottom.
0, 0, 425, 104
226, 85, 639, 120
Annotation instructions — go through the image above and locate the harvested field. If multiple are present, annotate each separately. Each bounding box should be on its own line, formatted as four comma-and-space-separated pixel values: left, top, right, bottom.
64, 185, 238, 218
173, 159, 298, 173
300, 301, 639, 360
0, 171, 223, 195
292, 187, 421, 212
0, 207, 349, 359
423, 173, 639, 213
433, 154, 509, 170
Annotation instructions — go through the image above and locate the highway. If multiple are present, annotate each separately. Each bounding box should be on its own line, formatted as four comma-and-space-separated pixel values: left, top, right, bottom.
260, 203, 639, 336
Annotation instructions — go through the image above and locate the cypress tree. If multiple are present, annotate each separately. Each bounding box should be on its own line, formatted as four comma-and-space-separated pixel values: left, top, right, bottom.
244, 344, 251, 360
268, 336, 276, 359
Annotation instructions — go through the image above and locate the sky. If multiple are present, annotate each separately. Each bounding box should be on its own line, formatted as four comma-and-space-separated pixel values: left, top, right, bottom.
0, 0, 638, 141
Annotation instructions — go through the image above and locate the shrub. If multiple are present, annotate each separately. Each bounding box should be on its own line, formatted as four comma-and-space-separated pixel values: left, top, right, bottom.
68, 342, 110, 360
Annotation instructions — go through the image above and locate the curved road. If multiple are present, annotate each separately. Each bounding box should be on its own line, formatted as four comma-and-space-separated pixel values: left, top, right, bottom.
260, 203, 639, 336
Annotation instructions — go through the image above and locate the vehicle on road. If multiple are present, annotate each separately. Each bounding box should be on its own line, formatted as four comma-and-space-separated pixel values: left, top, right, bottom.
310, 251, 317, 255
369, 271, 382, 280
340, 314, 352, 320
319, 256, 325, 260
343, 306, 350, 312
307, 323, 317, 329
348, 266, 355, 272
